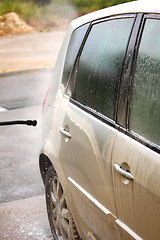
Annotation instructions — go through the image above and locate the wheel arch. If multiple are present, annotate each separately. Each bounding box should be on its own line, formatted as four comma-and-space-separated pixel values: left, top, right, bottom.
39, 153, 68, 191
39, 153, 53, 184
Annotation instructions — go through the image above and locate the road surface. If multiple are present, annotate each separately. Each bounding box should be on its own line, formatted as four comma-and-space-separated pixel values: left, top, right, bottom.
0, 70, 54, 239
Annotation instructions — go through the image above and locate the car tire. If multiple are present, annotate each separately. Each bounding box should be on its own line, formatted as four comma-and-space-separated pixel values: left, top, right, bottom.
45, 165, 81, 240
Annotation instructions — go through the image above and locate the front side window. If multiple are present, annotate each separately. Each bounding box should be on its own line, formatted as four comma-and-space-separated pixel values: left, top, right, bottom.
130, 18, 160, 146
74, 18, 134, 120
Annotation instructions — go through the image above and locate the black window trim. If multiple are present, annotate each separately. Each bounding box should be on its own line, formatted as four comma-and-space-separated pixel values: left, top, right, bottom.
70, 97, 119, 130
120, 126, 160, 154
70, 98, 160, 154
116, 13, 143, 127
67, 96, 160, 153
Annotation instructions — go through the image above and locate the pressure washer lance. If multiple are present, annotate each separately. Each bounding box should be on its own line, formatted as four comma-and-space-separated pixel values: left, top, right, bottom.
0, 120, 37, 127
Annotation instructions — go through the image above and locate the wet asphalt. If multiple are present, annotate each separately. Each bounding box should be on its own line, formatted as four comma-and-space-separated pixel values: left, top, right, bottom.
0, 69, 54, 239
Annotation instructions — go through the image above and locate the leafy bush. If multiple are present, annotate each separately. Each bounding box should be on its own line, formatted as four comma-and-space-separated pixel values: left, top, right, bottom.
69, 0, 136, 13
0, 0, 136, 32
0, 0, 136, 20
0, 0, 36, 20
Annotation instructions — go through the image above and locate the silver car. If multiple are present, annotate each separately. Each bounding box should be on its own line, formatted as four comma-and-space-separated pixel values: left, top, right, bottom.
39, 1, 160, 239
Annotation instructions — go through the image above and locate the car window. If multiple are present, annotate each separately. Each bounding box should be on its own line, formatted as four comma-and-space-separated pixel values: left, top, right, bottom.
130, 18, 160, 146
74, 18, 134, 120
62, 23, 89, 87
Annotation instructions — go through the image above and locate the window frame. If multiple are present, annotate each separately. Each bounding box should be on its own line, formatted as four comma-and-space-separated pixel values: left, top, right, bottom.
66, 14, 137, 126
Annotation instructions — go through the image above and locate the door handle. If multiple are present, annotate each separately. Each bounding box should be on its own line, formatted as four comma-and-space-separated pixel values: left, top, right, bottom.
60, 127, 71, 139
113, 163, 134, 181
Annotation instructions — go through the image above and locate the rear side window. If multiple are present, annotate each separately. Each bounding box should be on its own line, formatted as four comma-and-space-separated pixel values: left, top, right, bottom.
62, 23, 89, 87
130, 19, 160, 146
74, 18, 134, 120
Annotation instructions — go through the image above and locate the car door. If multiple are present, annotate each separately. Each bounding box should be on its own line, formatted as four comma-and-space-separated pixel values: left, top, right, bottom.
59, 15, 136, 240
112, 15, 160, 240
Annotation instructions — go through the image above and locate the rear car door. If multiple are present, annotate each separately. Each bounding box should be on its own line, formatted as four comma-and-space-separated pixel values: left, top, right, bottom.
59, 15, 136, 240
112, 14, 160, 240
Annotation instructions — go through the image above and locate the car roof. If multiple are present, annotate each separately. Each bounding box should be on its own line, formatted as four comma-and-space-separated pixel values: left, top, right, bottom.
71, 0, 160, 30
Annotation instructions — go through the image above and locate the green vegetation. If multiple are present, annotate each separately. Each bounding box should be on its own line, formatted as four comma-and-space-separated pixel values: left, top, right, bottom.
0, 0, 136, 18
0, 0, 37, 20
70, 0, 136, 14
0, 0, 136, 31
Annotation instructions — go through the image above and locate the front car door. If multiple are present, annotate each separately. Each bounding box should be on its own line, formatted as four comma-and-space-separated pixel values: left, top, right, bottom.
112, 14, 160, 240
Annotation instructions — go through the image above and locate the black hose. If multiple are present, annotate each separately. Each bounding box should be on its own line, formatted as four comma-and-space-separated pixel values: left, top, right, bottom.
0, 120, 37, 127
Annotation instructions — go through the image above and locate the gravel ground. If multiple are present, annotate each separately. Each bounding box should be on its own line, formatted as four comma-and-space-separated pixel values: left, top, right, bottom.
0, 195, 53, 240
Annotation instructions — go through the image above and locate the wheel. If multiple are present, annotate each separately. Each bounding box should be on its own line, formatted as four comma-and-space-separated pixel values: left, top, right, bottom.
45, 166, 81, 240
